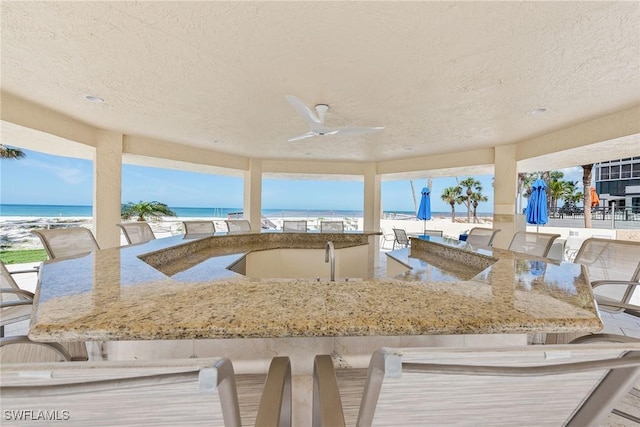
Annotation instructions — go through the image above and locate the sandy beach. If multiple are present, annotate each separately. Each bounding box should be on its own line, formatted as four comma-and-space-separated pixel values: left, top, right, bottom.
1, 216, 94, 250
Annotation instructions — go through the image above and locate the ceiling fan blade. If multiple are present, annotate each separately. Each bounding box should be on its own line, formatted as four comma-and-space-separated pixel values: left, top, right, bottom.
288, 131, 316, 142
286, 95, 321, 126
332, 126, 385, 136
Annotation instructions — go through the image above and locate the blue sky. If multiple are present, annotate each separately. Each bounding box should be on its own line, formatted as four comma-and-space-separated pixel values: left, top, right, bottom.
1, 149, 586, 213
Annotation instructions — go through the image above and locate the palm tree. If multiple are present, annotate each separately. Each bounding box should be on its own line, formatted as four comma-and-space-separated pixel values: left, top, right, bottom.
0, 145, 25, 159
546, 170, 566, 214
562, 180, 580, 207
540, 170, 551, 209
470, 191, 488, 223
121, 201, 177, 222
409, 180, 418, 213
549, 170, 564, 182
459, 177, 482, 223
548, 180, 565, 216
567, 190, 583, 207
441, 186, 461, 222
517, 172, 536, 213
582, 164, 594, 228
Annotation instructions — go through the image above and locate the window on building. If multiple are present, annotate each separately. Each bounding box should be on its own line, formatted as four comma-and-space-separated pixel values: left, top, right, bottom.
633, 163, 640, 178
610, 165, 620, 180
600, 167, 610, 180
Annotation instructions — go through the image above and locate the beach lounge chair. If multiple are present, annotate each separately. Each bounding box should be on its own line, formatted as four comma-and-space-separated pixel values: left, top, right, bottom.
0, 262, 88, 361
507, 231, 561, 258
573, 238, 640, 317
313, 345, 640, 426
29, 228, 101, 357
32, 227, 100, 259
465, 227, 501, 247
283, 220, 308, 232
546, 238, 640, 345
1, 335, 88, 363
182, 220, 216, 234
1, 356, 292, 426
320, 221, 344, 233
380, 228, 395, 249
256, 356, 292, 426
421, 229, 443, 237
313, 355, 345, 426
1, 357, 243, 425
569, 334, 640, 424
0, 261, 33, 337
225, 219, 252, 232
117, 222, 156, 244
392, 228, 410, 250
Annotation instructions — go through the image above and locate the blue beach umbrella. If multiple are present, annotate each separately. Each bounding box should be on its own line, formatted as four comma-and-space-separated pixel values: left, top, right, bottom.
417, 187, 432, 235
525, 179, 548, 230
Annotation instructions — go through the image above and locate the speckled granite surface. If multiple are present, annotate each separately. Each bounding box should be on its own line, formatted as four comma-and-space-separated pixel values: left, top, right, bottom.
29, 232, 602, 342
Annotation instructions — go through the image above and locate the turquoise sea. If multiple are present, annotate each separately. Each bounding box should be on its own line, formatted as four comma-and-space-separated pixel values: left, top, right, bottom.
0, 204, 487, 218
0, 204, 388, 218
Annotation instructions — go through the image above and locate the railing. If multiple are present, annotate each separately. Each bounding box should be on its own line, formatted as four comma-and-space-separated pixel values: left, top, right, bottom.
548, 206, 640, 222
381, 212, 416, 220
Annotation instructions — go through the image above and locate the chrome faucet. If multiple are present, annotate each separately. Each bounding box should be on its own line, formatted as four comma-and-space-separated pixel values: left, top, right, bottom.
325, 241, 335, 282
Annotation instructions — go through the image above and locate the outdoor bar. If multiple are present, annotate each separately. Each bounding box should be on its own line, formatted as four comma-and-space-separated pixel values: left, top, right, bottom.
2, 2, 639, 425
27, 230, 603, 425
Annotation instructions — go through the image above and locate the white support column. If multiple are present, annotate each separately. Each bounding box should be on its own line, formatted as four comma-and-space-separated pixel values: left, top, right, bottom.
363, 164, 381, 232
492, 144, 524, 249
93, 131, 123, 249
363, 164, 382, 267
243, 159, 263, 230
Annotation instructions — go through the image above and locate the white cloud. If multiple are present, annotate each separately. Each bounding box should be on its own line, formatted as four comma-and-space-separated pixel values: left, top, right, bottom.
558, 166, 591, 189
27, 159, 88, 184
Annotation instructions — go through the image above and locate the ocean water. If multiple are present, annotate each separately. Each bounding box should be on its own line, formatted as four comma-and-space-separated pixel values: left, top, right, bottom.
1, 204, 94, 217
0, 204, 488, 218
0, 204, 375, 218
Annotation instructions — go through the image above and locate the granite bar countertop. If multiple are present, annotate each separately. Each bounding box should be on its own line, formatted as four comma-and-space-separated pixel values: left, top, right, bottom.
29, 231, 602, 342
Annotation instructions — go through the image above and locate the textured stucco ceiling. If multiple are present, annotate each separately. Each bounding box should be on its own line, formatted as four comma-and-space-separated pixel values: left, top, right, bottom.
1, 1, 639, 167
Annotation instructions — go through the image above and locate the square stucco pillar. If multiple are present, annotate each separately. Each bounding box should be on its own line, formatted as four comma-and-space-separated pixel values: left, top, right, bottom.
492, 145, 524, 249
93, 131, 123, 249
363, 165, 381, 267
243, 159, 262, 230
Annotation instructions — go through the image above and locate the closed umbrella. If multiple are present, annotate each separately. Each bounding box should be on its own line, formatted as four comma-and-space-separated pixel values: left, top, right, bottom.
417, 187, 432, 235
525, 179, 548, 231
590, 187, 600, 207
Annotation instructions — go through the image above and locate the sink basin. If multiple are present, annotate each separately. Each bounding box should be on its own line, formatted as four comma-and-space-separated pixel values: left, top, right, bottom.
229, 247, 371, 279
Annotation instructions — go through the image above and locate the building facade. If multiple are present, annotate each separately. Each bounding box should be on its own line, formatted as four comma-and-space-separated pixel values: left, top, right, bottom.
594, 157, 640, 211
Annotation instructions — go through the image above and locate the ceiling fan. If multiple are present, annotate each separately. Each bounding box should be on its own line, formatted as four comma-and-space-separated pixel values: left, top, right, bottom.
285, 95, 384, 142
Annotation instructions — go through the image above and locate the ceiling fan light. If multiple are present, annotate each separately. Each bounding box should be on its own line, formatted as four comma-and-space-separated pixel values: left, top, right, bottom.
314, 104, 329, 114
286, 95, 383, 141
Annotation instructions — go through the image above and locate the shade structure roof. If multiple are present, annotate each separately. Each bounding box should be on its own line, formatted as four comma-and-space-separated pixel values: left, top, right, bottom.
1, 1, 639, 178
